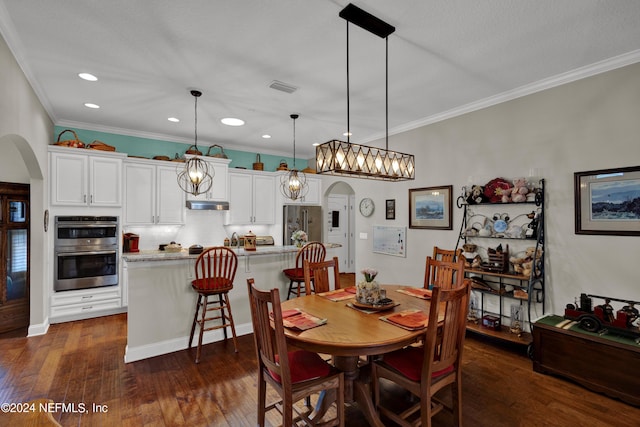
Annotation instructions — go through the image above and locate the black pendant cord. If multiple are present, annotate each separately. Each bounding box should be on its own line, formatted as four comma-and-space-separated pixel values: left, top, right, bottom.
385, 36, 389, 151
190, 90, 202, 151
292, 116, 296, 169
346, 21, 350, 144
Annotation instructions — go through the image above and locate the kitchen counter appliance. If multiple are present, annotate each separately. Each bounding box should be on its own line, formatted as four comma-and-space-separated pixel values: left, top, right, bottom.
54, 216, 118, 292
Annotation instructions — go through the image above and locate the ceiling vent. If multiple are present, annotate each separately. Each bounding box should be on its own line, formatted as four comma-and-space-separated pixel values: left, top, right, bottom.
269, 80, 298, 94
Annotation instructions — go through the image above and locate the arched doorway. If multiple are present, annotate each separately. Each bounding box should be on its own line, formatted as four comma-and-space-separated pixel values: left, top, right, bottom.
324, 181, 355, 273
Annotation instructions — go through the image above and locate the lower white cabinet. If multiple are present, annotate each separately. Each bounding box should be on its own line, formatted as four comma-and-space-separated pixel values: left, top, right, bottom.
124, 159, 185, 225
226, 170, 276, 225
50, 286, 122, 322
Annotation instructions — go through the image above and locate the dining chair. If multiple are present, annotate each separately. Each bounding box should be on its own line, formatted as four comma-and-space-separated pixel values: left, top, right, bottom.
372, 280, 471, 427
432, 246, 463, 263
246, 278, 345, 427
303, 257, 341, 294
188, 246, 238, 363
283, 241, 326, 299
424, 256, 465, 291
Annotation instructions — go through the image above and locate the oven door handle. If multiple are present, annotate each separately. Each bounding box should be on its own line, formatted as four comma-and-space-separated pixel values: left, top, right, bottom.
56, 250, 117, 256
56, 223, 117, 228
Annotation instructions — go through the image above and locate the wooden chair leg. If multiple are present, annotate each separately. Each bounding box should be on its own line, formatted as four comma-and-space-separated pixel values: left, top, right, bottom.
196, 295, 208, 363
223, 292, 238, 353
188, 294, 202, 349
287, 279, 295, 300
218, 294, 228, 341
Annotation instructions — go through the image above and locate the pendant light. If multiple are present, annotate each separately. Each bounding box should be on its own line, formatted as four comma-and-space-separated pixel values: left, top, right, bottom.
280, 114, 308, 200
315, 3, 415, 181
177, 90, 213, 196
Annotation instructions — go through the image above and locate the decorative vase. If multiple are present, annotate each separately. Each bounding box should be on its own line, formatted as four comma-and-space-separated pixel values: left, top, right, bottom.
356, 279, 381, 305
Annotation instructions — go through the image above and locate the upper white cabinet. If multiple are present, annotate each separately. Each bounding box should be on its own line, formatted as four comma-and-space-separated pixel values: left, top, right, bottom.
225, 170, 276, 225
279, 173, 322, 205
184, 156, 231, 202
123, 159, 185, 225
49, 146, 125, 207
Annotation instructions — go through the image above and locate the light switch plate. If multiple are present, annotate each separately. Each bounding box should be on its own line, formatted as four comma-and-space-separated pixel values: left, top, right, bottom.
359, 232, 368, 239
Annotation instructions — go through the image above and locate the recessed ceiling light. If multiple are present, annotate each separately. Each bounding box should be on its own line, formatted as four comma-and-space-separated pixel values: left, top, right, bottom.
221, 118, 245, 126
168, 117, 180, 122
343, 131, 352, 137
78, 73, 98, 81
262, 134, 271, 139
84, 103, 100, 109
312, 143, 320, 146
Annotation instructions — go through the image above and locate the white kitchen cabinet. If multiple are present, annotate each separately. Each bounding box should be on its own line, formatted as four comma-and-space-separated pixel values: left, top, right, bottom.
50, 285, 122, 323
123, 159, 185, 225
49, 146, 125, 207
184, 156, 231, 202
279, 173, 322, 205
225, 170, 276, 225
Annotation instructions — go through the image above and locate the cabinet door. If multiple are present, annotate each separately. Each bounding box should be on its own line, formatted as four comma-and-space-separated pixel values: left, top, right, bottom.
226, 172, 253, 224
90, 156, 122, 207
253, 174, 276, 224
50, 152, 88, 206
156, 165, 185, 224
209, 162, 228, 201
124, 163, 155, 225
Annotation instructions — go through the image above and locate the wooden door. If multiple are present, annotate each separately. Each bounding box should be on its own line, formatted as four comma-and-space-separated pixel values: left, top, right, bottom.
0, 182, 29, 334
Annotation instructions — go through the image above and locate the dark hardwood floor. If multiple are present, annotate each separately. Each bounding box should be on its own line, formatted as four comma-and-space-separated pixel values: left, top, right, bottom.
1, 282, 639, 426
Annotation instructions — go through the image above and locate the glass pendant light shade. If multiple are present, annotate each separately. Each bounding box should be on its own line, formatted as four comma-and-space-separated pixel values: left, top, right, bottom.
177, 90, 214, 196
280, 114, 308, 200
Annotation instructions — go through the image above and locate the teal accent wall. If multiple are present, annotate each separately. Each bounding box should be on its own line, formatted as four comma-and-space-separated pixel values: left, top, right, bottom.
53, 126, 305, 171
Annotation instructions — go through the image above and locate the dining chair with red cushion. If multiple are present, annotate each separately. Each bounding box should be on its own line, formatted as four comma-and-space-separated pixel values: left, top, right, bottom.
283, 241, 326, 299
372, 280, 471, 427
188, 246, 238, 363
246, 278, 344, 427
303, 256, 341, 294
423, 256, 465, 291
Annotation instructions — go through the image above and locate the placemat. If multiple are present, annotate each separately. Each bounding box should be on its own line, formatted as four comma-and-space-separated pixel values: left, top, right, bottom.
318, 286, 356, 302
396, 287, 432, 299
279, 308, 327, 331
381, 309, 429, 330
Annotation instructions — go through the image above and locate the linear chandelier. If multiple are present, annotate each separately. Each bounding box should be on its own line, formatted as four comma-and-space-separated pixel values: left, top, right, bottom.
316, 3, 415, 181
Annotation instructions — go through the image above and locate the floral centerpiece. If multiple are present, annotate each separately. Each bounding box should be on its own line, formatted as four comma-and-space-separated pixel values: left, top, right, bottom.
291, 230, 308, 248
356, 268, 381, 305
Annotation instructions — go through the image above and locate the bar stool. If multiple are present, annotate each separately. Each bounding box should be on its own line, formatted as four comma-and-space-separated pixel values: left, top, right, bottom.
189, 246, 238, 363
283, 242, 325, 299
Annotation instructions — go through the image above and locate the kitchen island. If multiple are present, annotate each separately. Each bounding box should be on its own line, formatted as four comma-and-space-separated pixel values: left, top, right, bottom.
122, 245, 339, 362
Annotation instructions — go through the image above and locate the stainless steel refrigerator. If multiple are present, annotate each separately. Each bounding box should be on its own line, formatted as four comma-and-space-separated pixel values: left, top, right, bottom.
283, 205, 323, 245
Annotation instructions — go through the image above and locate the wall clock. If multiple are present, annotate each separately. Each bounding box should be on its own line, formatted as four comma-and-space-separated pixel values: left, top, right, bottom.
359, 198, 375, 217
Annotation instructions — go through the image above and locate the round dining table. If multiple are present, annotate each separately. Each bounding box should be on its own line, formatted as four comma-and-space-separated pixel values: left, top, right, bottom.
280, 284, 438, 427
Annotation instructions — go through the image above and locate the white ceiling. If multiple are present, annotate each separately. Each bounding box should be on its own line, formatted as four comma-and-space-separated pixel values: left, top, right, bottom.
1, 1, 640, 159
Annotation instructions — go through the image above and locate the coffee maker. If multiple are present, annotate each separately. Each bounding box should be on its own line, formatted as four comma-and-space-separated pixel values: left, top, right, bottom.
123, 233, 140, 253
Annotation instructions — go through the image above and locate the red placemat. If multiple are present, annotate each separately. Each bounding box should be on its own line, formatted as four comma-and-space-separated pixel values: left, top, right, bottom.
396, 287, 432, 299
381, 309, 429, 330
277, 308, 327, 331
318, 286, 356, 302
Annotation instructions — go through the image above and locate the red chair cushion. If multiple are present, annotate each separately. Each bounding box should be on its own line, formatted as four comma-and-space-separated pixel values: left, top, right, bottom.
283, 267, 306, 281
269, 350, 331, 384
382, 346, 454, 382
191, 278, 233, 291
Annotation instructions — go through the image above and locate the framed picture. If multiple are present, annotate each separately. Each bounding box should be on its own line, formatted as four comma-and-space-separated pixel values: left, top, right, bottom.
574, 166, 640, 236
385, 199, 396, 220
409, 185, 453, 230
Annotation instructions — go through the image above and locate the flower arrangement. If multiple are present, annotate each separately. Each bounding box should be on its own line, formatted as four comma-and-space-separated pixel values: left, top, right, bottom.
356, 268, 380, 304
291, 230, 308, 247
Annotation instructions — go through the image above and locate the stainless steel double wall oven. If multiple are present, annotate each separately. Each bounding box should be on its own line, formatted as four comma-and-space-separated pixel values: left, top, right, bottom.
54, 216, 118, 292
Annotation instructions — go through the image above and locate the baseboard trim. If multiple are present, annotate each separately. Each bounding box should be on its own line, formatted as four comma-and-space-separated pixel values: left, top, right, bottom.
124, 322, 253, 363
27, 319, 50, 337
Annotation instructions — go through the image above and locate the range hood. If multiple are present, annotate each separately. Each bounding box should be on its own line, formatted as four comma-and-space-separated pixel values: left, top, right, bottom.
186, 200, 230, 210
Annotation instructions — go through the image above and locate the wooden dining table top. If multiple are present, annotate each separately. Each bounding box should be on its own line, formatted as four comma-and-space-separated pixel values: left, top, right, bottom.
280, 284, 438, 357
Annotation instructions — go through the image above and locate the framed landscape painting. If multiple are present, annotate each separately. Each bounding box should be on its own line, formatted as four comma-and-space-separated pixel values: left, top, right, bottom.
574, 166, 640, 236
409, 185, 453, 230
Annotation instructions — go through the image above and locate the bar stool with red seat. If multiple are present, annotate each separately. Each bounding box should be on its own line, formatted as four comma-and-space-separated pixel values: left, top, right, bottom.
189, 246, 239, 363
283, 241, 325, 299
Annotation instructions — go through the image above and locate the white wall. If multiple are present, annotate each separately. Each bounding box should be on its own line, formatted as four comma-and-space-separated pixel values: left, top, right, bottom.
320, 61, 640, 316
0, 32, 53, 333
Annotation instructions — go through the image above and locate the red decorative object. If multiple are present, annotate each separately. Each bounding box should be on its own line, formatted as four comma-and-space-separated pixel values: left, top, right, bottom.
483, 178, 512, 203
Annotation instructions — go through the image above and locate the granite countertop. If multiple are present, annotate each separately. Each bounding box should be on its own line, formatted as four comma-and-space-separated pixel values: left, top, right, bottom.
122, 244, 341, 262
